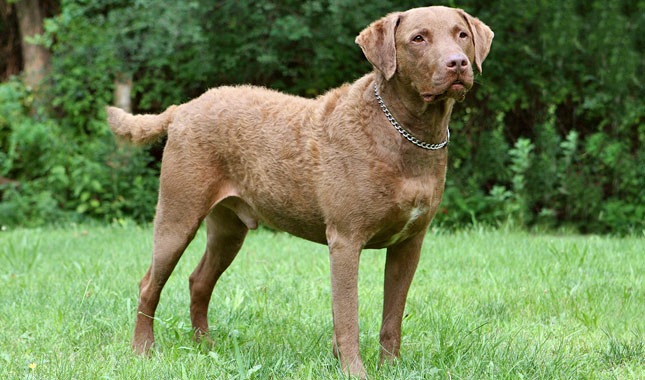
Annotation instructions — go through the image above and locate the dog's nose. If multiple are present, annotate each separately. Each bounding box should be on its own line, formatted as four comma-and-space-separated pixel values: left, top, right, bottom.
446, 54, 469, 72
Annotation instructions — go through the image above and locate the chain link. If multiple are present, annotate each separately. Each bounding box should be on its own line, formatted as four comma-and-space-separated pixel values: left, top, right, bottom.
374, 83, 449, 150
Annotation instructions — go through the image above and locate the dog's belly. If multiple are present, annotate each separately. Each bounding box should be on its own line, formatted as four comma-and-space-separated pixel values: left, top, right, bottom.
251, 203, 430, 249
222, 189, 436, 249
220, 187, 329, 244
252, 200, 328, 244
260, 214, 328, 244
228, 174, 444, 249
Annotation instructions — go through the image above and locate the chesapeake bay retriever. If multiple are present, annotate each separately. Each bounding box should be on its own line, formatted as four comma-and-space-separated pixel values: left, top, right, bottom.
106, 6, 493, 377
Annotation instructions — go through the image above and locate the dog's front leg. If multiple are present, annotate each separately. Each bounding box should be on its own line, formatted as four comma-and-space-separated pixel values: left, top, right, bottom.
327, 228, 366, 378
379, 231, 425, 364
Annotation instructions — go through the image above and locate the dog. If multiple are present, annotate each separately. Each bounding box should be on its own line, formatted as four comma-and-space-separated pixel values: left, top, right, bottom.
106, 6, 493, 377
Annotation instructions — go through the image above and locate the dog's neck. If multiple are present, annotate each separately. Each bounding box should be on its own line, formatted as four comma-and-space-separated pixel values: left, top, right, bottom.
375, 74, 454, 146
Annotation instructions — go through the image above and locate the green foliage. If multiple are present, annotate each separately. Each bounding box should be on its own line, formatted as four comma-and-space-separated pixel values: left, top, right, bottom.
0, 0, 643, 233
432, 0, 645, 233
0, 79, 158, 226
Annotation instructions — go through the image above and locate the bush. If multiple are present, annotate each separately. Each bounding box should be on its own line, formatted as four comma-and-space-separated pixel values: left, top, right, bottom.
1, 0, 643, 234
432, 0, 644, 234
0, 79, 158, 226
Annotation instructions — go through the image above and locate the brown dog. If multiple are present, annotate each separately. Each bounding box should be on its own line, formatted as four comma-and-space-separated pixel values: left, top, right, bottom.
106, 6, 492, 378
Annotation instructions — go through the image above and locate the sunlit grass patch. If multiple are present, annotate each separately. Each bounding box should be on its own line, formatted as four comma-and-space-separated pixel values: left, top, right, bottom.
0, 225, 643, 379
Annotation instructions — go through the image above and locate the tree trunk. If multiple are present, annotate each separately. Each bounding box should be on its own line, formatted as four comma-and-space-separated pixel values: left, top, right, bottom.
0, 2, 23, 81
15, 0, 50, 89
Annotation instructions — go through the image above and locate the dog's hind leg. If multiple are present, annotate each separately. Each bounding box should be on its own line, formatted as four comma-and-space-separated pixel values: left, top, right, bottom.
189, 205, 248, 341
132, 143, 218, 354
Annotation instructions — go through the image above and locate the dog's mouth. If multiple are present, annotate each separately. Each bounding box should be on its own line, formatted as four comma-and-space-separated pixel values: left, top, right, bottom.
421, 93, 438, 103
449, 79, 465, 91
421, 79, 470, 103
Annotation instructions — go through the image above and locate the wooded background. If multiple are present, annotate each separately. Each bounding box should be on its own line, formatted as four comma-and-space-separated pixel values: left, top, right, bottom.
1, 0, 643, 233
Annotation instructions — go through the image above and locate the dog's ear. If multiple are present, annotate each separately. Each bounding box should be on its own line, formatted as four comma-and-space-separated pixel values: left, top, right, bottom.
457, 9, 494, 73
355, 12, 401, 80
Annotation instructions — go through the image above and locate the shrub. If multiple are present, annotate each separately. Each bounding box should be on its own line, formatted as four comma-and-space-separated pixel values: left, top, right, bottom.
0, 79, 158, 226
1, 0, 643, 234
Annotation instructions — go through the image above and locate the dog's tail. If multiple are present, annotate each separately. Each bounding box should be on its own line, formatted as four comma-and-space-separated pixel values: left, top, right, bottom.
106, 105, 177, 145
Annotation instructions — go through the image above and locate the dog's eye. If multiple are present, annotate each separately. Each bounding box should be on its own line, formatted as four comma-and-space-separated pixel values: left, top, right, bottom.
459, 32, 468, 39
412, 35, 424, 43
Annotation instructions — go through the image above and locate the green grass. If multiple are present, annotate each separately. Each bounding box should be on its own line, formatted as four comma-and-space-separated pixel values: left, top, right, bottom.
1, 224, 643, 379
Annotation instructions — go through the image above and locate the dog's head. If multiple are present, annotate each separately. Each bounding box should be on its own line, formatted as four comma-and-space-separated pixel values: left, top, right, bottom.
356, 6, 493, 103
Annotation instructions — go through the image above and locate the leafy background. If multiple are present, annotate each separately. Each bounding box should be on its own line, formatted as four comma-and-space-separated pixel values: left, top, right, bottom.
0, 0, 643, 233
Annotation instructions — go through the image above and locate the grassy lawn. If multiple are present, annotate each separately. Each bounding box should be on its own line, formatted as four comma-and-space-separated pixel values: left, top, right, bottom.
1, 224, 643, 379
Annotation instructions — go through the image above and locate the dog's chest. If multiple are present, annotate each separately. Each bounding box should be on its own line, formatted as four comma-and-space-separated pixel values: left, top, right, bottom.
367, 174, 445, 248
381, 205, 429, 246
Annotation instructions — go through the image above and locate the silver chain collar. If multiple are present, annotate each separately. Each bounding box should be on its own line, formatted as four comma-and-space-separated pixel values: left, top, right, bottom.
374, 83, 449, 150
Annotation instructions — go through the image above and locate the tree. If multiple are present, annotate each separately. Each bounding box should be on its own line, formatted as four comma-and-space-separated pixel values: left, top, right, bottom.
0, 2, 22, 81
14, 0, 52, 89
